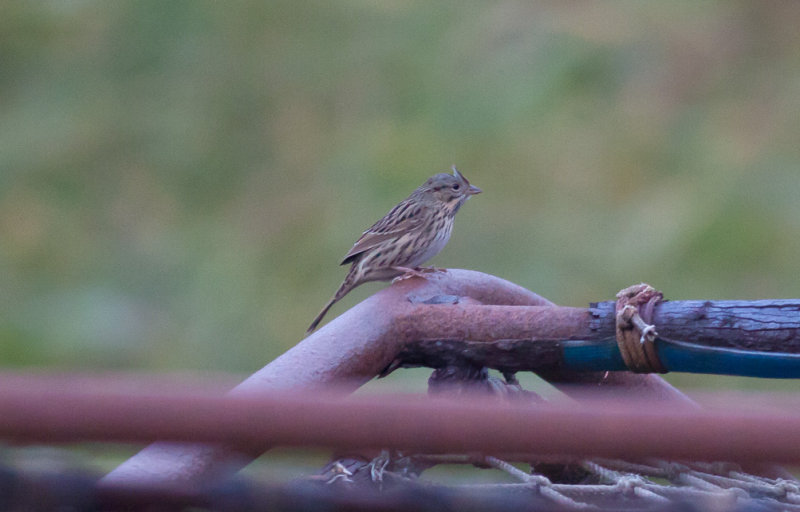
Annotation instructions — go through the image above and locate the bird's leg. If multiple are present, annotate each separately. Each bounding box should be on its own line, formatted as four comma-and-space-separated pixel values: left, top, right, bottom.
391, 266, 447, 283
417, 265, 446, 273
391, 266, 427, 282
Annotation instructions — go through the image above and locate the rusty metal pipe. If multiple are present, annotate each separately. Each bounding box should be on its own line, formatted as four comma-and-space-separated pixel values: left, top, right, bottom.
102, 270, 689, 486
4, 388, 800, 464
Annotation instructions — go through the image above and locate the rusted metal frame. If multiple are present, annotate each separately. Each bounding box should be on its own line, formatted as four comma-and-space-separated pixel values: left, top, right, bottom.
6, 389, 800, 463
102, 270, 689, 486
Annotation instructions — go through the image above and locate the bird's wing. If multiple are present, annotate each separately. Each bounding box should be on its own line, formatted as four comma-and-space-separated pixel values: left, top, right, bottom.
340, 200, 428, 265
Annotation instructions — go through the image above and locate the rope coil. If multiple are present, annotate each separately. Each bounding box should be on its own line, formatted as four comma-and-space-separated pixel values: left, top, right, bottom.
615, 283, 667, 373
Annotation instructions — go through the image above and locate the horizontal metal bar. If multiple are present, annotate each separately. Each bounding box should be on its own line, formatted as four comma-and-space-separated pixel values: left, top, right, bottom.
2, 386, 800, 464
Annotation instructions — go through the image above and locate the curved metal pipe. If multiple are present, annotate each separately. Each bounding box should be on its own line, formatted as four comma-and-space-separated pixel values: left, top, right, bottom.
102, 270, 688, 486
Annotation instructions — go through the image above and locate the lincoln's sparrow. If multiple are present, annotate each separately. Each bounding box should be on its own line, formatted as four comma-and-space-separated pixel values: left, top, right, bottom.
307, 166, 482, 333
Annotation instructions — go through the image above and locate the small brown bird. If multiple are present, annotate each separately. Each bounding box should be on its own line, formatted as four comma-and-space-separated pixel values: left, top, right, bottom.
307, 166, 481, 333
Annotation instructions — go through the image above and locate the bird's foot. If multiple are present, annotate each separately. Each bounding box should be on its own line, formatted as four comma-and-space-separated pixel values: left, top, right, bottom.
391, 266, 446, 283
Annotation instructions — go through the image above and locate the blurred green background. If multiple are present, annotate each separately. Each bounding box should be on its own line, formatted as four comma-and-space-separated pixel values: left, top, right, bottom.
2, 1, 800, 391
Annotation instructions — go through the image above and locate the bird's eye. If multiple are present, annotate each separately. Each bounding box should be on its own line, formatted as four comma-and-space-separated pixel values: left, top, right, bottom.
452, 184, 460, 190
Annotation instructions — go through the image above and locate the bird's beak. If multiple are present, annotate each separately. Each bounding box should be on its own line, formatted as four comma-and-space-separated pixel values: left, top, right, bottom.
451, 165, 482, 195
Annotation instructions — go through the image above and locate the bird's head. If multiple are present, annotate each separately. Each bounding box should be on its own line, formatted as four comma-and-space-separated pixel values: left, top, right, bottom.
418, 166, 481, 212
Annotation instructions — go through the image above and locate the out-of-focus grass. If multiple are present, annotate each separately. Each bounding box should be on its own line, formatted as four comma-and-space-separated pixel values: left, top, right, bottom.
1, 2, 799, 391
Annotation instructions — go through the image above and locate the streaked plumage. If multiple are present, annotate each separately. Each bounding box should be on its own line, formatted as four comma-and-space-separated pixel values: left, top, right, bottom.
307, 166, 481, 333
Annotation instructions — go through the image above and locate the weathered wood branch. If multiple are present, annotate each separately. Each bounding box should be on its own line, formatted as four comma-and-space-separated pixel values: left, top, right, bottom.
649, 299, 800, 350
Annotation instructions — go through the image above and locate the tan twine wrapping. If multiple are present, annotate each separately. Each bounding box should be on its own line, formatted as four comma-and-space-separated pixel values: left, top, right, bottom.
615, 283, 667, 373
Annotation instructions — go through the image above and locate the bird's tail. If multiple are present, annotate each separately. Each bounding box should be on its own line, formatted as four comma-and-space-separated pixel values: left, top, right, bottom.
306, 297, 337, 334
306, 268, 358, 334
